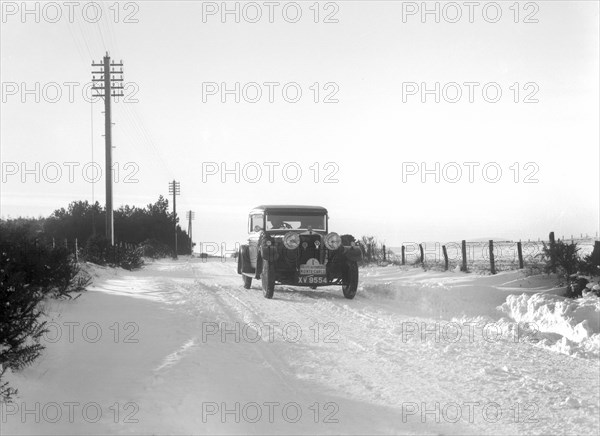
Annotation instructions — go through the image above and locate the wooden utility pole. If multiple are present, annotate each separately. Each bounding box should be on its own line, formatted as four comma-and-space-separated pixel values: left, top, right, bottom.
169, 180, 181, 258
186, 210, 195, 254
92, 53, 124, 245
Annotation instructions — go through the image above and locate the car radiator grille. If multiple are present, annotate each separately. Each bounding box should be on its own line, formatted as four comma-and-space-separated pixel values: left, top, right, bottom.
298, 234, 322, 264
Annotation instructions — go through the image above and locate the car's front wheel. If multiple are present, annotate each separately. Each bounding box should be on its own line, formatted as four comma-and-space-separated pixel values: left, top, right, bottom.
242, 274, 252, 289
261, 260, 275, 299
342, 261, 358, 299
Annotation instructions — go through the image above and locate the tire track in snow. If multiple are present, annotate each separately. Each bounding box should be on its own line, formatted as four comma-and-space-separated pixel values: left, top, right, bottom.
187, 259, 599, 435
194, 269, 491, 434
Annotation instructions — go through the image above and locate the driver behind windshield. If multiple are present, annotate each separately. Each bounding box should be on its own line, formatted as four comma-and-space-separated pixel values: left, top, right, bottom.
268, 216, 287, 229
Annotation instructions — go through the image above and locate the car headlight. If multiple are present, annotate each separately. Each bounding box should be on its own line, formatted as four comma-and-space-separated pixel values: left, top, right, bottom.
324, 232, 341, 250
283, 232, 300, 249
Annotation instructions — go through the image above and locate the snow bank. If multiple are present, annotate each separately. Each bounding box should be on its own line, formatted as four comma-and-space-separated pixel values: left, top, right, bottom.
359, 267, 554, 319
359, 266, 600, 358
499, 292, 600, 357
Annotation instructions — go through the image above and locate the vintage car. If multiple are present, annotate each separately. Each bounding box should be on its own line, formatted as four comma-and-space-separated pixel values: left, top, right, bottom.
237, 205, 362, 299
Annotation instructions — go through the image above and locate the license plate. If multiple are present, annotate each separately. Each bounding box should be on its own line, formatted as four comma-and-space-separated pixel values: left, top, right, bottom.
299, 264, 326, 275
298, 275, 328, 284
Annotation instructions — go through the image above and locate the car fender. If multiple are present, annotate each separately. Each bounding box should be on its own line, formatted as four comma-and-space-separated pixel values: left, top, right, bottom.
260, 244, 279, 263
240, 245, 255, 274
343, 245, 362, 262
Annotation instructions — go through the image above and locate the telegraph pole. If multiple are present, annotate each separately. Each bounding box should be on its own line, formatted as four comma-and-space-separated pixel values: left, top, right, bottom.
186, 210, 195, 254
169, 180, 181, 258
92, 53, 124, 245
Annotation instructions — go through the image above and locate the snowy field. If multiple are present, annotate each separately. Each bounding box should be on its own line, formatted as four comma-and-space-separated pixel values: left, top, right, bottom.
2, 257, 599, 435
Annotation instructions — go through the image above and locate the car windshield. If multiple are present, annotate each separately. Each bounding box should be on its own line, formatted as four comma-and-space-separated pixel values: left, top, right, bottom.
266, 214, 326, 231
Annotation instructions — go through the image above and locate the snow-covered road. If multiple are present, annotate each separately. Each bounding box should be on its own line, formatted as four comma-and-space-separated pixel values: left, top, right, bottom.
3, 257, 599, 435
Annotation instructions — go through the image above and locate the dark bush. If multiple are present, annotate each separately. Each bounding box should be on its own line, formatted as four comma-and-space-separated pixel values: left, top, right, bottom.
538, 239, 600, 299
357, 236, 388, 266
118, 246, 144, 270
0, 242, 89, 401
578, 243, 600, 276
82, 234, 112, 265
0, 243, 90, 299
0, 259, 47, 402
82, 235, 143, 271
140, 238, 172, 259
541, 240, 580, 278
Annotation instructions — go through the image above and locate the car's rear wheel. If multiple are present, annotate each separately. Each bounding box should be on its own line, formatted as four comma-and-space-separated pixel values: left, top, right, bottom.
262, 260, 275, 299
342, 261, 358, 299
242, 274, 252, 289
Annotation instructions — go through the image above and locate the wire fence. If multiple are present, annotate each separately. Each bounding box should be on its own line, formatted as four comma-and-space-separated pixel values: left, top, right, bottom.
387, 234, 599, 274
0, 238, 140, 264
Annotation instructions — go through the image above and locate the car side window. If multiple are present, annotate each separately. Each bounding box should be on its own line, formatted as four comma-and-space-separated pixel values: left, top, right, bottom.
250, 214, 263, 232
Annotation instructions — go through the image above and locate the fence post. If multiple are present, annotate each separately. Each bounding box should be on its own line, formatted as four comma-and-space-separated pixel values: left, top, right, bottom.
419, 244, 424, 265
442, 245, 448, 271
590, 241, 600, 269
382, 244, 386, 262
517, 241, 524, 269
549, 231, 557, 273
401, 246, 405, 265
489, 240, 496, 274
52, 237, 55, 249
75, 238, 79, 262
461, 240, 467, 272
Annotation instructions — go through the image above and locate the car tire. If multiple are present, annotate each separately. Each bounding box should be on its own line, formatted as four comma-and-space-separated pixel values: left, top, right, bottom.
242, 274, 252, 289
342, 261, 358, 299
262, 260, 275, 299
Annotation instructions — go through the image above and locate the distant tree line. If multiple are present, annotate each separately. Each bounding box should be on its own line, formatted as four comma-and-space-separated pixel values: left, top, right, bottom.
30, 196, 193, 256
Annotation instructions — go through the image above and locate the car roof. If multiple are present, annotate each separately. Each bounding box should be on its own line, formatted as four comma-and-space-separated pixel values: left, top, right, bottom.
250, 205, 328, 215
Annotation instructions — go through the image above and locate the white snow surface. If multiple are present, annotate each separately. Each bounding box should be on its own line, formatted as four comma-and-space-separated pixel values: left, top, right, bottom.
3, 258, 599, 435
499, 292, 600, 358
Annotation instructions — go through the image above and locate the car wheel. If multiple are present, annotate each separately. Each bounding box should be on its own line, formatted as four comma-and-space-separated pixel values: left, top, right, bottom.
242, 274, 252, 289
262, 260, 275, 299
342, 261, 358, 299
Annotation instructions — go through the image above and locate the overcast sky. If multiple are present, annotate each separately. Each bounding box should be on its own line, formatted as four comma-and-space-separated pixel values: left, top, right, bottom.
1, 1, 599, 247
